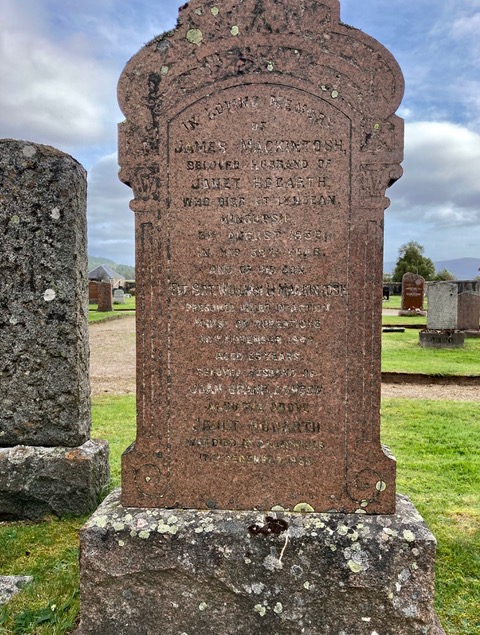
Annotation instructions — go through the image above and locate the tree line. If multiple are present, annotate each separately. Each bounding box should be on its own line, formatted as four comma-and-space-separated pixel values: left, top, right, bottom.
385, 241, 455, 282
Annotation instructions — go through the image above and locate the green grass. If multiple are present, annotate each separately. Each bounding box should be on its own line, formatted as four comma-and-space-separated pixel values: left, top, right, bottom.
0, 397, 136, 635
0, 396, 478, 634
382, 314, 426, 326
88, 297, 136, 324
382, 400, 480, 635
382, 329, 480, 375
383, 294, 428, 311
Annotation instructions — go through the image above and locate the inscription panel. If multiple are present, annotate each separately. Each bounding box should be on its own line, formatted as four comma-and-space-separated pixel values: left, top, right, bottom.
165, 85, 351, 509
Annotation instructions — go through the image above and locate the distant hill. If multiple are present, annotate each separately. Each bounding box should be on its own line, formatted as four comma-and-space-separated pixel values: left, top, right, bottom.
88, 256, 135, 280
384, 258, 480, 280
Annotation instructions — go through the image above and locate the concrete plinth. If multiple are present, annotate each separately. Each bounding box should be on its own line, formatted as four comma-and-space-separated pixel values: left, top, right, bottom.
77, 490, 445, 635
419, 330, 465, 349
0, 440, 109, 520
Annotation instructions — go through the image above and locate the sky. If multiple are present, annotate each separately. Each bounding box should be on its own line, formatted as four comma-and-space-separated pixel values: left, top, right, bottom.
1, 0, 479, 269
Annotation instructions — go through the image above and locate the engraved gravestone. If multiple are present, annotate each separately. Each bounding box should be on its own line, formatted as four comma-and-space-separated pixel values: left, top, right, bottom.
400, 272, 426, 315
97, 281, 114, 312
426, 282, 458, 330
77, 3, 446, 633
457, 291, 480, 331
118, 0, 405, 514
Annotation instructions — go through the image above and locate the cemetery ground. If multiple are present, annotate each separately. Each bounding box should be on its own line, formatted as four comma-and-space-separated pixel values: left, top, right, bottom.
0, 318, 479, 634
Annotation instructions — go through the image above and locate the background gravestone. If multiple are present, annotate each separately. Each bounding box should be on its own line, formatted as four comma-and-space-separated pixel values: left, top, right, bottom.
0, 139, 109, 520
457, 291, 480, 331
399, 272, 426, 315
97, 281, 114, 312
426, 282, 457, 330
113, 288, 125, 304
78, 2, 445, 634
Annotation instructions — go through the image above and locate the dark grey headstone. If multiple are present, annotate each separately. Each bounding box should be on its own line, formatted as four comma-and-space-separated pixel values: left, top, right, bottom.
0, 140, 90, 447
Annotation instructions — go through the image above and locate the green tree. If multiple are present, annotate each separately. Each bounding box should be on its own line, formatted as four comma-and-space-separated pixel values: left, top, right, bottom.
392, 241, 435, 281
433, 268, 456, 281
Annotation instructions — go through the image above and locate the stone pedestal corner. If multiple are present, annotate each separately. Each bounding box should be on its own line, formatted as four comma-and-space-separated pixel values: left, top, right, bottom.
77, 490, 445, 635
0, 440, 109, 521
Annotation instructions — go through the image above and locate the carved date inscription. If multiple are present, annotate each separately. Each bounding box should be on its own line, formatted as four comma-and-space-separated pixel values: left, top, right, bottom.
166, 85, 351, 506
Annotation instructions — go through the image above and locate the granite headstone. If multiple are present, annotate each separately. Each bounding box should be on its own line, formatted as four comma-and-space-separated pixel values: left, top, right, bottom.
113, 288, 125, 304
97, 281, 114, 312
0, 139, 109, 519
117, 0, 406, 515
78, 2, 445, 633
426, 282, 457, 330
457, 291, 480, 331
399, 272, 426, 316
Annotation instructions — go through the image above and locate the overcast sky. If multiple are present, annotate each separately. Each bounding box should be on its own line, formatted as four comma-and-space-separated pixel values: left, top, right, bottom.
1, 0, 479, 267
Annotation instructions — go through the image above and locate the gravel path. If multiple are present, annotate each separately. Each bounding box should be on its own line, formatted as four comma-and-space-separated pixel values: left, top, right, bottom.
89, 315, 479, 401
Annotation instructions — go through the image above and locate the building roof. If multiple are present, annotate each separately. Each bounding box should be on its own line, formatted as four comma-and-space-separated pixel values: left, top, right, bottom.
88, 264, 125, 281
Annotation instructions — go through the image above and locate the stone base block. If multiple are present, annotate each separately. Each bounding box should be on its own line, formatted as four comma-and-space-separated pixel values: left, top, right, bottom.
77, 490, 444, 635
419, 330, 465, 348
0, 440, 109, 520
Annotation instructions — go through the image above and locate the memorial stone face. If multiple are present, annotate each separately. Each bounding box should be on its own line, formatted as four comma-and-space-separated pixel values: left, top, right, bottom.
0, 140, 90, 447
98, 282, 114, 312
401, 272, 425, 312
113, 288, 125, 304
118, 0, 404, 513
426, 282, 458, 330
457, 291, 480, 331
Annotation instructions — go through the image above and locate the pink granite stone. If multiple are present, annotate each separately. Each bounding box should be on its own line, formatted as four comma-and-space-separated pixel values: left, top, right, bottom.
118, 0, 404, 513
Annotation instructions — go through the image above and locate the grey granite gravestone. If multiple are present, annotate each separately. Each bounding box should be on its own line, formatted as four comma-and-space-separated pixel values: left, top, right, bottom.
0, 139, 109, 520
77, 1, 444, 632
425, 282, 458, 330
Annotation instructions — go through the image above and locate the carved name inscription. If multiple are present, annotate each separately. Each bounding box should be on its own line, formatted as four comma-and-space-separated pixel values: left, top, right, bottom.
118, 0, 404, 513
165, 86, 349, 505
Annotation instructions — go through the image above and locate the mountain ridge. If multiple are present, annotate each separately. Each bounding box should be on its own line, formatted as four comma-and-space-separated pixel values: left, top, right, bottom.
384, 257, 480, 280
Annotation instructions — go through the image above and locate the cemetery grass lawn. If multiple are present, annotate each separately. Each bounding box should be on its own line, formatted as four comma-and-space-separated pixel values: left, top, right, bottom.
382, 399, 480, 635
88, 296, 136, 323
382, 314, 426, 326
0, 396, 136, 635
383, 295, 428, 311
1, 396, 478, 633
382, 330, 480, 375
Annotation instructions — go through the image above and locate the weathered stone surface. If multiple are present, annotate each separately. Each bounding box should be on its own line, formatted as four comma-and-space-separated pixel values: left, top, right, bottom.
457, 291, 480, 331
77, 489, 444, 635
426, 282, 458, 330
97, 281, 113, 312
399, 273, 426, 316
0, 576, 33, 605
118, 0, 404, 513
419, 330, 465, 349
0, 440, 109, 520
0, 139, 90, 447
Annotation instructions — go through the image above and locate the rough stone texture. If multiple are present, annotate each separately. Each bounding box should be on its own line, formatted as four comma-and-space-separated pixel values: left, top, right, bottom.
426, 282, 458, 330
77, 489, 445, 635
399, 273, 426, 316
118, 0, 404, 513
0, 139, 90, 447
419, 330, 465, 349
0, 440, 109, 520
457, 291, 480, 331
0, 576, 33, 605
97, 281, 113, 312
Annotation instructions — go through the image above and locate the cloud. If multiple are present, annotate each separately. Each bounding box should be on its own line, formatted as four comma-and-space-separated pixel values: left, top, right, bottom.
385, 120, 480, 261
0, 0, 118, 148
392, 121, 480, 226
87, 153, 134, 264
